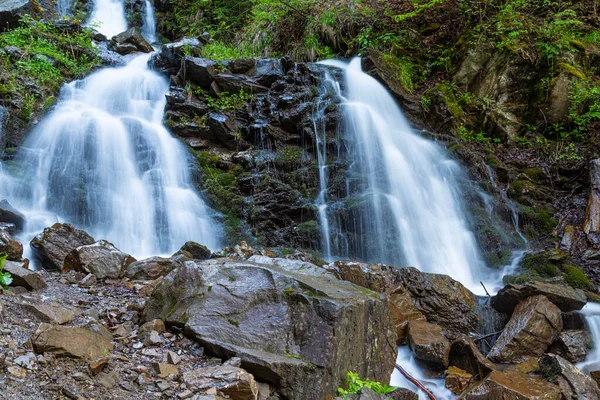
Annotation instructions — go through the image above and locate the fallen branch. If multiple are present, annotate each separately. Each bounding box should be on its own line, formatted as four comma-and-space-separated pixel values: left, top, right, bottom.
480, 281, 491, 297
394, 363, 437, 400
473, 330, 503, 342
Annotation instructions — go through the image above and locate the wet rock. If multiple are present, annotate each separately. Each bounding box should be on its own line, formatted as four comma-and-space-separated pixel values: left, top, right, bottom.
448, 335, 495, 380
549, 330, 592, 363
111, 27, 153, 53
562, 311, 586, 330
114, 43, 139, 55
0, 0, 32, 31
505, 359, 540, 374
385, 284, 426, 344
585, 159, 600, 235
32, 323, 113, 360
229, 59, 256, 74
124, 256, 180, 280
459, 370, 561, 399
325, 260, 399, 293
144, 257, 397, 399
445, 366, 473, 395
249, 59, 283, 87
591, 370, 600, 387
3, 260, 46, 290
406, 320, 449, 368
182, 365, 258, 399
30, 223, 95, 271
488, 295, 562, 363
539, 354, 600, 399
0, 199, 25, 231
0, 230, 22, 260
184, 57, 218, 89
398, 267, 478, 339
152, 37, 202, 75
492, 281, 586, 314
213, 74, 269, 94
177, 241, 212, 260
63, 240, 136, 279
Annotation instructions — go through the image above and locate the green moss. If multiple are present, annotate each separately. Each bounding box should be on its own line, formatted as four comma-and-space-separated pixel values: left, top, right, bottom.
297, 220, 319, 236
556, 62, 585, 80
283, 288, 296, 295
227, 319, 240, 327
503, 273, 534, 285
278, 145, 304, 166
523, 168, 545, 182
562, 264, 592, 290
520, 205, 557, 238
521, 253, 561, 278
430, 83, 464, 120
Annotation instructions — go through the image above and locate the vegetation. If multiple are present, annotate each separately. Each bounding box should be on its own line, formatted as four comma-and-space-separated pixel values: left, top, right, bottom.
0, 253, 11, 289
337, 371, 396, 396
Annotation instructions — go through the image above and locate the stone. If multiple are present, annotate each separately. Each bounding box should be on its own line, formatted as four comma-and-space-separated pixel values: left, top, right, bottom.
152, 37, 202, 74
0, 199, 25, 231
445, 366, 473, 395
140, 319, 166, 335
459, 370, 561, 400
505, 359, 540, 374
488, 295, 562, 363
0, 230, 22, 260
591, 370, 600, 387
213, 74, 269, 94
397, 267, 479, 339
385, 284, 426, 344
182, 365, 258, 400
63, 240, 136, 279
18, 300, 75, 324
584, 159, 600, 234
79, 273, 97, 287
89, 357, 109, 376
30, 223, 95, 270
7, 365, 26, 378
14, 352, 36, 369
168, 351, 181, 365
492, 281, 587, 314
111, 27, 153, 53
229, 59, 256, 74
143, 330, 163, 346
184, 57, 218, 89
448, 335, 495, 380
154, 363, 179, 378
144, 257, 397, 399
549, 329, 592, 363
178, 241, 212, 260
325, 260, 399, 293
31, 323, 113, 360
406, 320, 449, 368
3, 260, 46, 290
114, 43, 139, 55
250, 59, 283, 87
125, 256, 180, 280
539, 354, 600, 400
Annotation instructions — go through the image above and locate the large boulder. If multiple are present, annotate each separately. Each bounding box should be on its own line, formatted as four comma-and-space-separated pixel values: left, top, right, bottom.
385, 284, 426, 344
539, 354, 600, 400
182, 365, 258, 399
3, 260, 46, 290
549, 330, 592, 363
30, 223, 95, 270
0, 230, 22, 260
492, 281, 587, 314
0, 199, 25, 231
459, 370, 561, 400
487, 295, 562, 363
406, 320, 450, 368
448, 335, 495, 380
124, 256, 181, 280
111, 27, 153, 53
0, 0, 31, 31
143, 257, 397, 399
152, 37, 202, 74
183, 57, 218, 89
325, 261, 399, 293
397, 267, 479, 339
31, 323, 113, 360
63, 240, 136, 279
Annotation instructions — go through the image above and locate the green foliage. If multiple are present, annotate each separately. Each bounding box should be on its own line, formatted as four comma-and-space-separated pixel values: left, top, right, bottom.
206, 90, 255, 111
198, 41, 259, 60
0, 253, 12, 289
521, 253, 560, 278
338, 371, 397, 396
562, 264, 592, 290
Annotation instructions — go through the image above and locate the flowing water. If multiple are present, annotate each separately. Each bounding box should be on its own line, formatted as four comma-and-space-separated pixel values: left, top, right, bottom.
319, 58, 486, 290
0, 0, 220, 258
57, 0, 73, 18
141, 0, 158, 44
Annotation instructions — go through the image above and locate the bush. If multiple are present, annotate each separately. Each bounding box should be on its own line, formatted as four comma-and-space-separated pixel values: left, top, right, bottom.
0, 253, 12, 289
337, 371, 396, 396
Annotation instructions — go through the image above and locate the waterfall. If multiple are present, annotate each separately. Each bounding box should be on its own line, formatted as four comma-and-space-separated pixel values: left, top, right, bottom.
1, 0, 221, 258
141, 0, 158, 43
86, 0, 128, 38
318, 59, 486, 289
578, 303, 600, 371
57, 0, 73, 18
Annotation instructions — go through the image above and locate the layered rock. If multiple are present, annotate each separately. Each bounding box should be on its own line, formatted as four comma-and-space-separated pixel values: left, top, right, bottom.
492, 281, 587, 314
3, 260, 46, 290
549, 330, 592, 363
406, 320, 449, 368
539, 354, 600, 400
0, 199, 25, 231
111, 27, 153, 54
385, 284, 426, 344
0, 229, 22, 260
31, 323, 113, 360
448, 335, 495, 380
143, 257, 397, 399
63, 240, 136, 279
124, 256, 181, 280
487, 295, 562, 363
30, 223, 95, 270
459, 370, 561, 400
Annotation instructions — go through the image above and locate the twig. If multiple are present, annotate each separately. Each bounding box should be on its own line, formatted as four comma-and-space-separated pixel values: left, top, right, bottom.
480, 281, 490, 297
473, 330, 503, 342
394, 363, 437, 400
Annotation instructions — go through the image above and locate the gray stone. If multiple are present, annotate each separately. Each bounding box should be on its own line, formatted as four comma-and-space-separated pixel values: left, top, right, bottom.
0, 199, 25, 231
539, 354, 600, 400
3, 260, 46, 290
63, 240, 136, 279
492, 281, 587, 314
30, 223, 95, 271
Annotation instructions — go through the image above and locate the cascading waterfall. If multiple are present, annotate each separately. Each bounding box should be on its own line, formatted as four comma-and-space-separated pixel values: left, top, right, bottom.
578, 303, 600, 371
319, 58, 486, 289
141, 0, 157, 43
86, 0, 128, 38
57, 0, 73, 18
1, 0, 220, 258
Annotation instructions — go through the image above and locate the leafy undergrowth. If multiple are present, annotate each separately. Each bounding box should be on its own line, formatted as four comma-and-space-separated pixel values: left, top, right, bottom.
0, 253, 12, 289
337, 371, 397, 396
0, 15, 99, 122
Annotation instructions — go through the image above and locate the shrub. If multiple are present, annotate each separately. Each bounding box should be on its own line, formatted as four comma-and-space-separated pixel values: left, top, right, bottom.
337, 371, 396, 396
0, 253, 12, 289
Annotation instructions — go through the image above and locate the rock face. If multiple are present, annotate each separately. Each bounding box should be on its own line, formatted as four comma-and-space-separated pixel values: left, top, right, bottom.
31, 323, 113, 360
406, 320, 449, 368
487, 295, 562, 363
182, 365, 258, 399
459, 370, 561, 400
0, 230, 22, 260
398, 267, 478, 339
445, 366, 473, 395
30, 223, 95, 270
448, 335, 495, 380
63, 240, 136, 279
111, 27, 153, 53
549, 330, 592, 363
539, 354, 600, 400
492, 281, 587, 314
3, 260, 46, 290
325, 261, 399, 293
386, 285, 426, 344
144, 258, 397, 399
584, 159, 600, 235
0, 199, 25, 231
0, 0, 31, 31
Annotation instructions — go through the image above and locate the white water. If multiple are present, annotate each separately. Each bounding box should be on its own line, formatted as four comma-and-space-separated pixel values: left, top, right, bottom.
86, 0, 128, 38
141, 0, 157, 43
57, 0, 73, 18
319, 59, 486, 290
578, 303, 600, 371
0, 0, 220, 258
391, 348, 453, 400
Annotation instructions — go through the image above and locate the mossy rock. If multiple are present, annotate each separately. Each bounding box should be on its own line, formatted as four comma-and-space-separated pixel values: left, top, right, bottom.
556, 62, 585, 80
561, 264, 592, 290
521, 253, 561, 278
